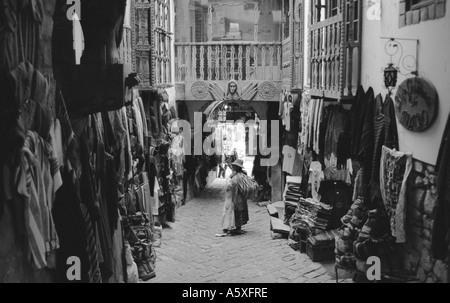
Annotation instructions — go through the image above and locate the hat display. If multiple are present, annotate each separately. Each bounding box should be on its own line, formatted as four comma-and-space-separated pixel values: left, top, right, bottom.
232, 159, 244, 169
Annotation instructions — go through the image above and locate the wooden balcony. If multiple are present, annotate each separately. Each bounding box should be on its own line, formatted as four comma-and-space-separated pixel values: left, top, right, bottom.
309, 0, 361, 101
175, 42, 282, 102
175, 42, 282, 82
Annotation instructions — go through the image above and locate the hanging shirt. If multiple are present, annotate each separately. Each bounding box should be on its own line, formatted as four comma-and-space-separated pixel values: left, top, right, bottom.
283, 101, 293, 131
309, 161, 324, 202
149, 177, 161, 216
132, 100, 144, 148
282, 145, 297, 175
16, 131, 62, 269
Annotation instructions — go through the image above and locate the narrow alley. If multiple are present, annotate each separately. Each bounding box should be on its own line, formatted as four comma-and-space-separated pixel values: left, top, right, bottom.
149, 179, 344, 284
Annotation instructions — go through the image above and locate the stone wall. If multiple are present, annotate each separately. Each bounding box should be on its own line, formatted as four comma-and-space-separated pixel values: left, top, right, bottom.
401, 159, 448, 283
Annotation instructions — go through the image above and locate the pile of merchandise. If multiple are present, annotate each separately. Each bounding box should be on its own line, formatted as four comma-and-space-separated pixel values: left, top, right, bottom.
297, 198, 333, 230
122, 212, 157, 281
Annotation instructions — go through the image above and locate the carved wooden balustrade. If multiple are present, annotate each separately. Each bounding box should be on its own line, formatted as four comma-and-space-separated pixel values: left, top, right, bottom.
309, 0, 361, 101
175, 42, 282, 82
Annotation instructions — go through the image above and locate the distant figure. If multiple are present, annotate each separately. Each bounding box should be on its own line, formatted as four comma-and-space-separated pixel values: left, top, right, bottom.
217, 155, 226, 178
221, 159, 250, 236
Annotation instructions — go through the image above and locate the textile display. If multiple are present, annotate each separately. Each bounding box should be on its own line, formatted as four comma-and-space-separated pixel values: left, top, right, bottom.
432, 113, 450, 261
379, 146, 412, 244
308, 162, 324, 202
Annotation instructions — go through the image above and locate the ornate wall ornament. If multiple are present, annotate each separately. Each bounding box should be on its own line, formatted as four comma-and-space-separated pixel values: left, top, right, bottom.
209, 81, 258, 102
395, 77, 439, 132
258, 81, 277, 100
191, 81, 210, 99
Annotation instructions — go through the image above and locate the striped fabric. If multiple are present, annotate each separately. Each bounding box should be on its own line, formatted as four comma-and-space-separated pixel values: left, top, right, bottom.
79, 202, 102, 283
371, 115, 391, 185
17, 131, 61, 269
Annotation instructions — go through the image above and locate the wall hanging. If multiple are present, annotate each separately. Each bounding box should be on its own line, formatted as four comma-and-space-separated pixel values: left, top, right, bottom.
394, 77, 439, 132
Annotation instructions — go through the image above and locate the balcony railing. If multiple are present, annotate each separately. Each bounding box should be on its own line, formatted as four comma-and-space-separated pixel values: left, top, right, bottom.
175, 42, 282, 82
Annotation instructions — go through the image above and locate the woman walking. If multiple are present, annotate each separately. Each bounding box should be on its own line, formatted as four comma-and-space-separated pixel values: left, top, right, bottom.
221, 159, 250, 236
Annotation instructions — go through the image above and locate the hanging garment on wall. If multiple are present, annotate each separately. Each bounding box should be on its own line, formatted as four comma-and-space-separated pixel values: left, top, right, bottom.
371, 94, 399, 185
53, 170, 91, 283
55, 90, 81, 178
149, 177, 161, 216
79, 202, 102, 283
0, 1, 44, 73
132, 100, 144, 149
375, 94, 398, 149
121, 107, 133, 182
50, 119, 64, 168
282, 145, 297, 176
107, 110, 126, 185
137, 96, 149, 148
299, 93, 311, 155
15, 131, 62, 269
308, 98, 316, 151
432, 113, 450, 261
324, 105, 350, 167
358, 88, 376, 182
379, 146, 413, 244
351, 86, 366, 158
318, 106, 330, 165
324, 160, 353, 185
283, 99, 294, 131
353, 167, 368, 201
313, 99, 324, 155
309, 162, 324, 202
91, 114, 114, 280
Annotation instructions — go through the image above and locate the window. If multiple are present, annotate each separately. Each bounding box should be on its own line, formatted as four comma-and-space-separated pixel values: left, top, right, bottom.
154, 0, 173, 86
132, 0, 174, 88
283, 0, 291, 40
174, 0, 282, 43
399, 0, 446, 27
312, 0, 340, 23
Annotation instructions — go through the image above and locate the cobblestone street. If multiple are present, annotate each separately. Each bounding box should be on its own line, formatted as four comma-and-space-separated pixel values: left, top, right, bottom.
149, 179, 350, 284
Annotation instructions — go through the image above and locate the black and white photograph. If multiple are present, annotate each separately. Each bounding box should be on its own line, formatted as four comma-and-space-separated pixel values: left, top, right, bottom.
0, 0, 449, 291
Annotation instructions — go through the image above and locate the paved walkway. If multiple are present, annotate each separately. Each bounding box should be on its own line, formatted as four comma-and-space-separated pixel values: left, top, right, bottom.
148, 179, 351, 283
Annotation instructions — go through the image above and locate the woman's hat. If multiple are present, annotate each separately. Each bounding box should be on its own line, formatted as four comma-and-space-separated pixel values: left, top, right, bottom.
232, 159, 244, 169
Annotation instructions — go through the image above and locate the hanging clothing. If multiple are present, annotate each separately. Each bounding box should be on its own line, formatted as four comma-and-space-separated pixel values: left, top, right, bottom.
379, 146, 413, 244
149, 177, 161, 216
371, 94, 399, 185
136, 96, 149, 149
55, 90, 81, 178
309, 162, 324, 202
324, 105, 350, 166
15, 131, 62, 269
132, 101, 144, 148
282, 145, 297, 175
432, 113, 450, 261
351, 86, 366, 158
313, 99, 324, 155
121, 107, 133, 182
283, 100, 293, 131
53, 170, 90, 283
358, 88, 375, 183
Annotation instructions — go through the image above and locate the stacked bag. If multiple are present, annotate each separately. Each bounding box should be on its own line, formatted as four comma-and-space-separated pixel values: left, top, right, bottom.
123, 212, 157, 281
335, 198, 399, 271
